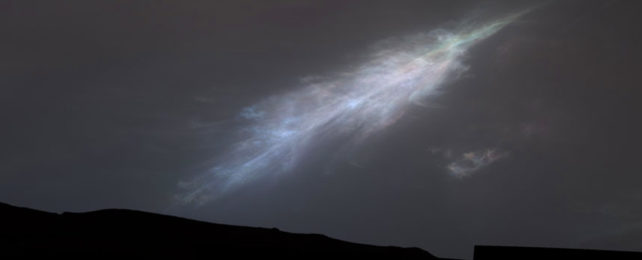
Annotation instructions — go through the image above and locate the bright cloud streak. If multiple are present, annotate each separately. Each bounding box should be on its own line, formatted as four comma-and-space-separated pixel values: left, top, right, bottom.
177, 11, 527, 205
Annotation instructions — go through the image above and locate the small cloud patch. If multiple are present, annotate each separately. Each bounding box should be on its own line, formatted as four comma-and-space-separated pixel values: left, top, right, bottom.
447, 148, 508, 178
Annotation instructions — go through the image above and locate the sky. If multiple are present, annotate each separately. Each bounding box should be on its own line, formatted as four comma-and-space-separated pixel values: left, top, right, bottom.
2, 0, 642, 259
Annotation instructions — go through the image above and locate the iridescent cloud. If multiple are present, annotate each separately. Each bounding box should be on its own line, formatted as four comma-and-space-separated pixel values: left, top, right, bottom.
177, 11, 527, 205
447, 148, 509, 178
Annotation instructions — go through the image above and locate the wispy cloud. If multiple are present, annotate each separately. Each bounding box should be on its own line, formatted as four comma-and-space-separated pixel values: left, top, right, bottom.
176, 12, 527, 205
447, 148, 508, 178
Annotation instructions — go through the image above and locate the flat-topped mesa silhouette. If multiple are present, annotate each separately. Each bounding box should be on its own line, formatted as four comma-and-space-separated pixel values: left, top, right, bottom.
0, 202, 438, 258
474, 245, 642, 260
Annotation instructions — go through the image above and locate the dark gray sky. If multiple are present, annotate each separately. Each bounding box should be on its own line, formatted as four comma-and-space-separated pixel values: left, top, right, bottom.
2, 1, 642, 259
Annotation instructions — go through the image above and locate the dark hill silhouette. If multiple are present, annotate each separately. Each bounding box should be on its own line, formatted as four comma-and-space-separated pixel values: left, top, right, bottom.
1, 202, 439, 258
4, 202, 641, 259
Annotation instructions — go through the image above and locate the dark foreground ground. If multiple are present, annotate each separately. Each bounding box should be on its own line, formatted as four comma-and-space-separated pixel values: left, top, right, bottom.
2, 202, 641, 259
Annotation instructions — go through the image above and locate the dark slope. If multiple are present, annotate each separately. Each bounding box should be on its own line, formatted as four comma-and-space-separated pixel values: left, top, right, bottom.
0, 202, 438, 258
